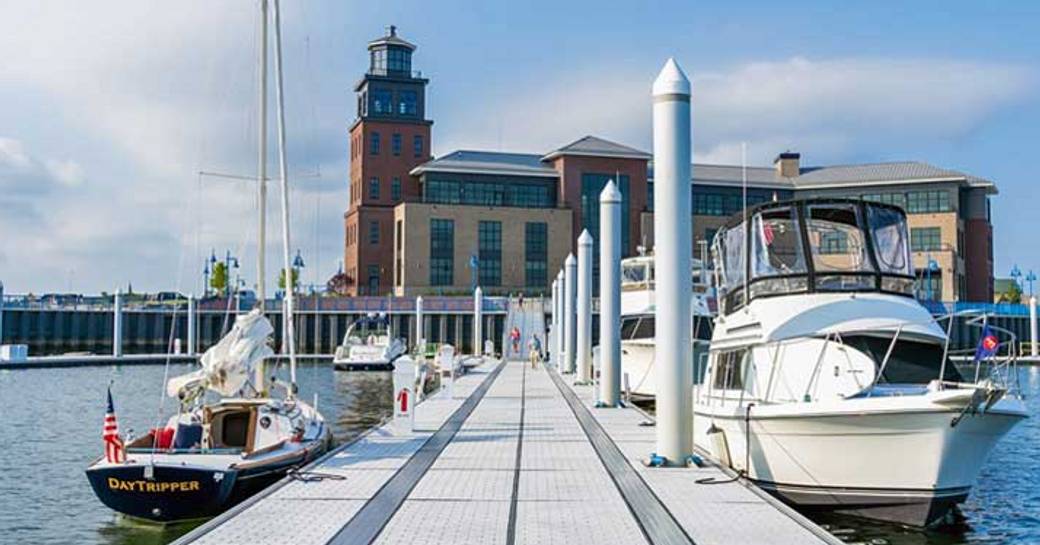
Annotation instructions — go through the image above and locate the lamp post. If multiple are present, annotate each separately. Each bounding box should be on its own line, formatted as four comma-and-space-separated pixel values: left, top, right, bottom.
1027, 270, 1036, 299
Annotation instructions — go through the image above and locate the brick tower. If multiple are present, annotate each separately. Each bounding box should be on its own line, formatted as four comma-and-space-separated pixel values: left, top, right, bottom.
344, 26, 432, 295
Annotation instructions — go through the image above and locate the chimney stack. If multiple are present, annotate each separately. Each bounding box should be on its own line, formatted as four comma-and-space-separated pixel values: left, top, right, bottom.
774, 151, 800, 178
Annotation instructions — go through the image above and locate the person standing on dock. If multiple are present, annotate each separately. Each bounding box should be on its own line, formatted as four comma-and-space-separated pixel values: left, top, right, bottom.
527, 334, 542, 369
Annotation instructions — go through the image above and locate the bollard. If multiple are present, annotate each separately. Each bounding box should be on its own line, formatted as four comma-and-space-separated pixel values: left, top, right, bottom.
437, 344, 456, 398
473, 287, 483, 356
113, 289, 123, 358
564, 254, 577, 374
576, 230, 594, 383
599, 180, 623, 407
651, 58, 694, 465
1031, 296, 1038, 358
392, 356, 417, 433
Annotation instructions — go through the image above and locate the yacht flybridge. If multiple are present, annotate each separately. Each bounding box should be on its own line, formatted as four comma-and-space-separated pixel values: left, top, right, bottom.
618, 255, 713, 398
694, 198, 1027, 527
333, 312, 407, 371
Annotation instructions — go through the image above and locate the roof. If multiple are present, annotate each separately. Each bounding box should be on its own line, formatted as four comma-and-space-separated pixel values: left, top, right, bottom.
676, 161, 995, 194
541, 135, 651, 161
368, 26, 416, 51
410, 150, 559, 178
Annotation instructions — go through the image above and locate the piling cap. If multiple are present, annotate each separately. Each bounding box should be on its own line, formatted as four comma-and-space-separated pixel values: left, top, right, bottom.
416, 295, 423, 303
578, 229, 593, 246
600, 179, 622, 203
474, 286, 482, 297
652, 58, 691, 97
565, 253, 576, 266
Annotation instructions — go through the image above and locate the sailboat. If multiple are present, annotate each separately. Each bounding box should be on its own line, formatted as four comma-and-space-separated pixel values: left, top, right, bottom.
85, 0, 331, 523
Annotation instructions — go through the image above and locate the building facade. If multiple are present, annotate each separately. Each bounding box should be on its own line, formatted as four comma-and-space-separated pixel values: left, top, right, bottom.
344, 28, 996, 301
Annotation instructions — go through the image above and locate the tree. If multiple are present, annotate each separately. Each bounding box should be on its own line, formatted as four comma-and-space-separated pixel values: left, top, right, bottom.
326, 271, 350, 295
999, 281, 1023, 304
278, 267, 300, 292
210, 262, 229, 297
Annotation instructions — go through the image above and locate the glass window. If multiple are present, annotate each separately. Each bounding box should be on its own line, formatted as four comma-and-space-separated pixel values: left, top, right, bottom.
387, 48, 411, 73
906, 190, 951, 214
751, 206, 806, 279
806, 204, 874, 274
367, 265, 380, 293
370, 50, 386, 73
525, 222, 548, 289
369, 132, 380, 155
719, 222, 746, 293
862, 192, 907, 210
413, 135, 424, 158
392, 134, 401, 156
869, 205, 913, 275
911, 227, 942, 252
915, 270, 943, 301
369, 177, 380, 200
371, 89, 392, 114
398, 90, 417, 116
713, 350, 746, 390
391, 177, 401, 201
430, 219, 454, 286
423, 177, 555, 208
478, 221, 502, 287
369, 220, 379, 244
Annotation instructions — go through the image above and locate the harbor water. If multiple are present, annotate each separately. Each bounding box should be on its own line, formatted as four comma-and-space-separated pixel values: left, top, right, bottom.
0, 363, 1036, 545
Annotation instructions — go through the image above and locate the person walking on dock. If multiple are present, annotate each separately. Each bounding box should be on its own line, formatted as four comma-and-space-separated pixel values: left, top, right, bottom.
527, 334, 542, 369
510, 326, 521, 356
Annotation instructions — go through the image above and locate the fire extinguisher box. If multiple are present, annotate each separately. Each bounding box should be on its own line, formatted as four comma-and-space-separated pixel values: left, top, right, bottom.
392, 356, 417, 434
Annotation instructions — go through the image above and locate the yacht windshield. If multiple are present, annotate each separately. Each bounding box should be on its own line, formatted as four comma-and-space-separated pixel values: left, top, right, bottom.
714, 199, 916, 313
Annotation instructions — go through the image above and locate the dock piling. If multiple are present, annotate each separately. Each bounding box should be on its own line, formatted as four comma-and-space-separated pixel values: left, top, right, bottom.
599, 181, 623, 406
1031, 296, 1037, 358
113, 289, 123, 358
576, 230, 593, 383
473, 286, 483, 356
564, 254, 577, 374
187, 294, 196, 356
550, 278, 559, 366
415, 295, 425, 350
652, 58, 694, 464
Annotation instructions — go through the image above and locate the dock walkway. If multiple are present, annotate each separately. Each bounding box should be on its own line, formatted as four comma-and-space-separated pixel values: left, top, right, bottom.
174, 360, 839, 545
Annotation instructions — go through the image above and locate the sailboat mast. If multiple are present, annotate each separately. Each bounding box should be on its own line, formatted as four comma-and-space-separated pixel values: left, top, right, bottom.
271, 0, 298, 391
256, 0, 268, 312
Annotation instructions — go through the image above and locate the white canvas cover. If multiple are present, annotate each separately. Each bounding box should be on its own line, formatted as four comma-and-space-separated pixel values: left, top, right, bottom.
167, 309, 274, 398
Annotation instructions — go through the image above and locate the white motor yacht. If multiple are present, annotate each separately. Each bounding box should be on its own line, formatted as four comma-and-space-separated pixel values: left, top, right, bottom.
618, 254, 714, 398
333, 312, 407, 371
694, 198, 1027, 527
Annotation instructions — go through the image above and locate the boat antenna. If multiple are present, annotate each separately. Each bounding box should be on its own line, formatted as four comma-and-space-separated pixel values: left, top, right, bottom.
271, 0, 298, 394
742, 142, 749, 305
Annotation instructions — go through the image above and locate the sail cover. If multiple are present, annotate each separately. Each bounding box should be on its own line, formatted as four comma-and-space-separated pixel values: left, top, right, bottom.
167, 309, 274, 398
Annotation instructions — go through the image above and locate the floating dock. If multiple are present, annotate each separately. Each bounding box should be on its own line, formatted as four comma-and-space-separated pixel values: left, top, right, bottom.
173, 359, 839, 545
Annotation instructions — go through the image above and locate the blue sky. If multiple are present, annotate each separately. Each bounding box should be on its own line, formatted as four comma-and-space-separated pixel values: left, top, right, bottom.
1, 1, 1038, 295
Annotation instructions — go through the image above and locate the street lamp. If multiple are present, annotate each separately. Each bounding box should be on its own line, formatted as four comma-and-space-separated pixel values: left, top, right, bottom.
292, 250, 305, 294
1027, 270, 1037, 298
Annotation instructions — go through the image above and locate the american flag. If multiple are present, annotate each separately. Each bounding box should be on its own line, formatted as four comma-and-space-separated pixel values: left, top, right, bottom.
103, 386, 125, 464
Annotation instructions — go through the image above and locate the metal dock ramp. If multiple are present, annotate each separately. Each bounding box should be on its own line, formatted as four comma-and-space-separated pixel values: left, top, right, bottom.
174, 360, 840, 545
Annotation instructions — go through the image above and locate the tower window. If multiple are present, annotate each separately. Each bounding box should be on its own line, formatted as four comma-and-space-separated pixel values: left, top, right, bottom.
370, 132, 380, 155
369, 221, 380, 244
392, 134, 402, 156
387, 48, 411, 73
369, 177, 380, 200
391, 177, 401, 201
413, 135, 424, 158
398, 90, 417, 116
372, 89, 392, 114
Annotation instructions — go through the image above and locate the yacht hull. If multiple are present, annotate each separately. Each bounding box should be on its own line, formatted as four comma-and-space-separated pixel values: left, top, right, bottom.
693, 399, 1026, 527
620, 340, 709, 399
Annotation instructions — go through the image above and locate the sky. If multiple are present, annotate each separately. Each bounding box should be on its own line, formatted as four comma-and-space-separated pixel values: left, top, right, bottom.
1, 0, 1039, 295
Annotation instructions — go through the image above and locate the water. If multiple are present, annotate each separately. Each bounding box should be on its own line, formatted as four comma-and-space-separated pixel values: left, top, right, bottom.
0, 365, 1036, 545
0, 361, 391, 545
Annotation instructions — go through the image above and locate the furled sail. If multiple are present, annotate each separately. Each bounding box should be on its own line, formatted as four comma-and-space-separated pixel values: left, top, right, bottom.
167, 309, 274, 399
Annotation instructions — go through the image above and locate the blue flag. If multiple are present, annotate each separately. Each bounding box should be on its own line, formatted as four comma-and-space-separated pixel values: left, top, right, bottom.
974, 324, 999, 363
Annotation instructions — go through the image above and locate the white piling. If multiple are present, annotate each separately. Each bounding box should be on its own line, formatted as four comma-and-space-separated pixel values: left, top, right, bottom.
187, 294, 196, 356
113, 289, 123, 358
599, 181, 623, 406
473, 286, 483, 356
652, 58, 693, 465
550, 278, 559, 366
564, 254, 577, 374
1030, 296, 1038, 358
0, 281, 4, 345
576, 230, 594, 383
415, 295, 425, 350
555, 270, 565, 369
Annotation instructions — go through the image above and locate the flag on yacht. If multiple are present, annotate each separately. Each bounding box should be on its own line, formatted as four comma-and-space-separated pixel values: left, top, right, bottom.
103, 387, 125, 463
974, 324, 999, 363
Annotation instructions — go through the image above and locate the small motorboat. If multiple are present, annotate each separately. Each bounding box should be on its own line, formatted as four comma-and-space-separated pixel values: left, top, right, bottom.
694, 197, 1028, 527
85, 310, 332, 523
333, 312, 407, 372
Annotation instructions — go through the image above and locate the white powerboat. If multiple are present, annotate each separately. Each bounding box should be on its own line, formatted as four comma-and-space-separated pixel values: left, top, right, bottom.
694, 198, 1027, 527
333, 312, 407, 371
618, 254, 714, 398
